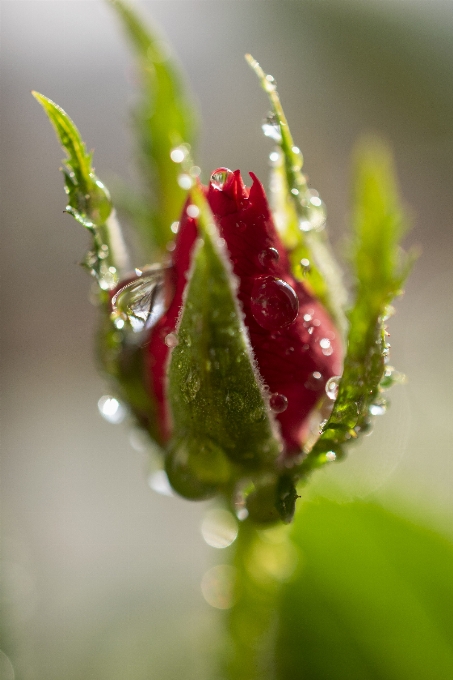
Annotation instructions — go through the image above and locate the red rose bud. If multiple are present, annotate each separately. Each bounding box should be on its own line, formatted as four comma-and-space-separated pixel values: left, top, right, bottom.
146, 168, 342, 457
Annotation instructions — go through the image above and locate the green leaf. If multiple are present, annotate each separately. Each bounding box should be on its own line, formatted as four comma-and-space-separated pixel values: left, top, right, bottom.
246, 55, 347, 337
109, 0, 198, 258
33, 91, 128, 291
166, 189, 282, 499
302, 138, 414, 473
277, 498, 453, 680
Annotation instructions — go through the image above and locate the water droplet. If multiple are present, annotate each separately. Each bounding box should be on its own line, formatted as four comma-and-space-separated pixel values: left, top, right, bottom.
178, 173, 193, 190
325, 451, 336, 462
148, 470, 174, 496
264, 73, 277, 92
210, 168, 233, 191
186, 204, 199, 218
325, 376, 341, 400
190, 165, 201, 178
251, 276, 299, 330
270, 393, 288, 413
113, 317, 125, 330
236, 508, 249, 521
170, 221, 180, 234
165, 332, 179, 348
98, 244, 109, 259
201, 509, 238, 549
291, 188, 299, 196
299, 218, 313, 232
303, 312, 313, 322
269, 150, 280, 165
111, 267, 167, 332
369, 399, 387, 416
310, 196, 322, 207
262, 113, 282, 143
258, 247, 279, 268
98, 395, 126, 424
170, 145, 187, 163
201, 565, 237, 609
320, 338, 330, 349
304, 371, 323, 391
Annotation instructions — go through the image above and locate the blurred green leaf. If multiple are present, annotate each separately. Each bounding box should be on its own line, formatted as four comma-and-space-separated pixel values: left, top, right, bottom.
277, 498, 453, 680
301, 138, 414, 473
246, 55, 347, 337
109, 0, 197, 258
33, 91, 128, 291
166, 189, 281, 499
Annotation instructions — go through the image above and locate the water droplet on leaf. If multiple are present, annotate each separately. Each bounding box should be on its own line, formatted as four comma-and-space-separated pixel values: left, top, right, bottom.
262, 113, 282, 143
165, 332, 179, 348
325, 376, 341, 400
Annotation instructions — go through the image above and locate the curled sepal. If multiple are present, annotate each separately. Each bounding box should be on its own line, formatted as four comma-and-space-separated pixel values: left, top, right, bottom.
246, 55, 347, 338
166, 188, 282, 499
109, 0, 197, 258
299, 138, 414, 474
33, 91, 128, 291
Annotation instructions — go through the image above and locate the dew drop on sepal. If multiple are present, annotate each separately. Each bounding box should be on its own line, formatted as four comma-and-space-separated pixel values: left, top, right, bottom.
111, 266, 168, 333
325, 376, 341, 400
262, 113, 282, 143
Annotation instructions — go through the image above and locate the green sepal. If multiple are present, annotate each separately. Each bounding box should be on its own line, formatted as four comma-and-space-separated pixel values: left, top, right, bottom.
33, 91, 128, 291
246, 55, 348, 338
166, 188, 282, 499
300, 138, 415, 474
109, 0, 197, 258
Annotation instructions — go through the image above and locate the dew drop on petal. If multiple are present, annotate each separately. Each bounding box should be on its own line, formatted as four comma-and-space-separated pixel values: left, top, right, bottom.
305, 371, 323, 391
258, 247, 279, 268
251, 277, 299, 330
98, 395, 126, 424
210, 168, 233, 191
325, 376, 341, 400
269, 393, 288, 414
165, 332, 179, 348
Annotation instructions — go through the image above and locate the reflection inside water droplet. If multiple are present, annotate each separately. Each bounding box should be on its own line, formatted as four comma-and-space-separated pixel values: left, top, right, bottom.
210, 168, 233, 191
201, 565, 237, 609
98, 396, 126, 424
201, 509, 238, 549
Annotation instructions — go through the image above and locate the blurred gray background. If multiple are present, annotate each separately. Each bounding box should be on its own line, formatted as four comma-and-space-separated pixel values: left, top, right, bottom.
1, 1, 452, 679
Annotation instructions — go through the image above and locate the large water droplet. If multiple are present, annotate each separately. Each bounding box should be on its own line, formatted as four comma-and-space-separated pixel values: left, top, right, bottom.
270, 393, 288, 413
98, 395, 126, 424
325, 375, 341, 400
251, 277, 299, 330
262, 113, 282, 143
111, 267, 167, 333
201, 509, 238, 549
258, 247, 279, 268
210, 167, 233, 191
148, 470, 174, 496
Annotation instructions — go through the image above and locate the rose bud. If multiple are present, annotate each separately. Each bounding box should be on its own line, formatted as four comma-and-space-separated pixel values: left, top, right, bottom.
139, 168, 342, 504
